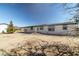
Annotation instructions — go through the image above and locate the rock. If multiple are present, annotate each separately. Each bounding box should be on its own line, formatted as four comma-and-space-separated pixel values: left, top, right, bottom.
44, 47, 59, 56
33, 50, 45, 56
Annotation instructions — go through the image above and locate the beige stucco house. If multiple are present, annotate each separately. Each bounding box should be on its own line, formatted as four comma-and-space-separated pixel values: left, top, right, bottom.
20, 22, 79, 36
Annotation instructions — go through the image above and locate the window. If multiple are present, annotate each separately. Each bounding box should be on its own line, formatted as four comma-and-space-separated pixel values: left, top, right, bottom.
24, 29, 27, 32
48, 28, 55, 31
37, 27, 39, 30
48, 26, 55, 31
63, 25, 67, 30
30, 26, 33, 30
76, 28, 79, 31
40, 26, 43, 30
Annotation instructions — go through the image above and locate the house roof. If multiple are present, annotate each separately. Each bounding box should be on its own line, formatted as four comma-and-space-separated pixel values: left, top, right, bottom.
49, 22, 77, 26
20, 22, 77, 28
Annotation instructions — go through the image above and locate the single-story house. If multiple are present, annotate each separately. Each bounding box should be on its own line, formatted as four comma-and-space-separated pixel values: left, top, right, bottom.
20, 22, 79, 36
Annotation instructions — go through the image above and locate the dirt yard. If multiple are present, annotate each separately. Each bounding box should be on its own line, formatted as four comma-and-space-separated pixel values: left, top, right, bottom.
0, 33, 79, 50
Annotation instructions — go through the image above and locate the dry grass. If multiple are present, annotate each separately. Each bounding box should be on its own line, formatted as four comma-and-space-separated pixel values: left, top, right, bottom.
0, 33, 79, 56
1, 39, 79, 56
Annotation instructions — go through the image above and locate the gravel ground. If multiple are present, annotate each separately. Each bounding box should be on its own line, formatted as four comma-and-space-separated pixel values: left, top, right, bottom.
0, 33, 78, 50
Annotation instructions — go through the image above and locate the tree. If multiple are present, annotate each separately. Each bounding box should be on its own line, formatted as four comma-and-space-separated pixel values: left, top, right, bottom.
7, 21, 15, 34
62, 3, 79, 36
62, 3, 79, 23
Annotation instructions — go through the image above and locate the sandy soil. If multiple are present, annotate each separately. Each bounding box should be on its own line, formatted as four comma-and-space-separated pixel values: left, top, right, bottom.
0, 33, 79, 50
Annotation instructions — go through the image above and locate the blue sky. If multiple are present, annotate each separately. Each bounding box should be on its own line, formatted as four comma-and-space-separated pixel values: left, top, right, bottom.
0, 3, 76, 27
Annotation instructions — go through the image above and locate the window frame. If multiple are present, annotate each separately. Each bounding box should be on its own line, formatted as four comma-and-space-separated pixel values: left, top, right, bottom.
48, 26, 55, 31
63, 25, 67, 30
30, 26, 33, 30
40, 26, 44, 30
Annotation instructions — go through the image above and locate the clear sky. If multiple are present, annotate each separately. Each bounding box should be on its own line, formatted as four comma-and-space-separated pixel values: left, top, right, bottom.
0, 3, 76, 27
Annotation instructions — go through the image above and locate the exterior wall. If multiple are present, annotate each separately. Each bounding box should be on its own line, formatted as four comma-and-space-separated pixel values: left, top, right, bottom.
33, 27, 38, 32
42, 24, 76, 35
37, 26, 48, 33
45, 24, 77, 35
21, 24, 77, 35
22, 27, 34, 33
20, 28, 25, 32
41, 24, 77, 35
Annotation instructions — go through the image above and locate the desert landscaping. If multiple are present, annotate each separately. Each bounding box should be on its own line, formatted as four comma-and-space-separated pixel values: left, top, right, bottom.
0, 33, 79, 56
0, 33, 78, 49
